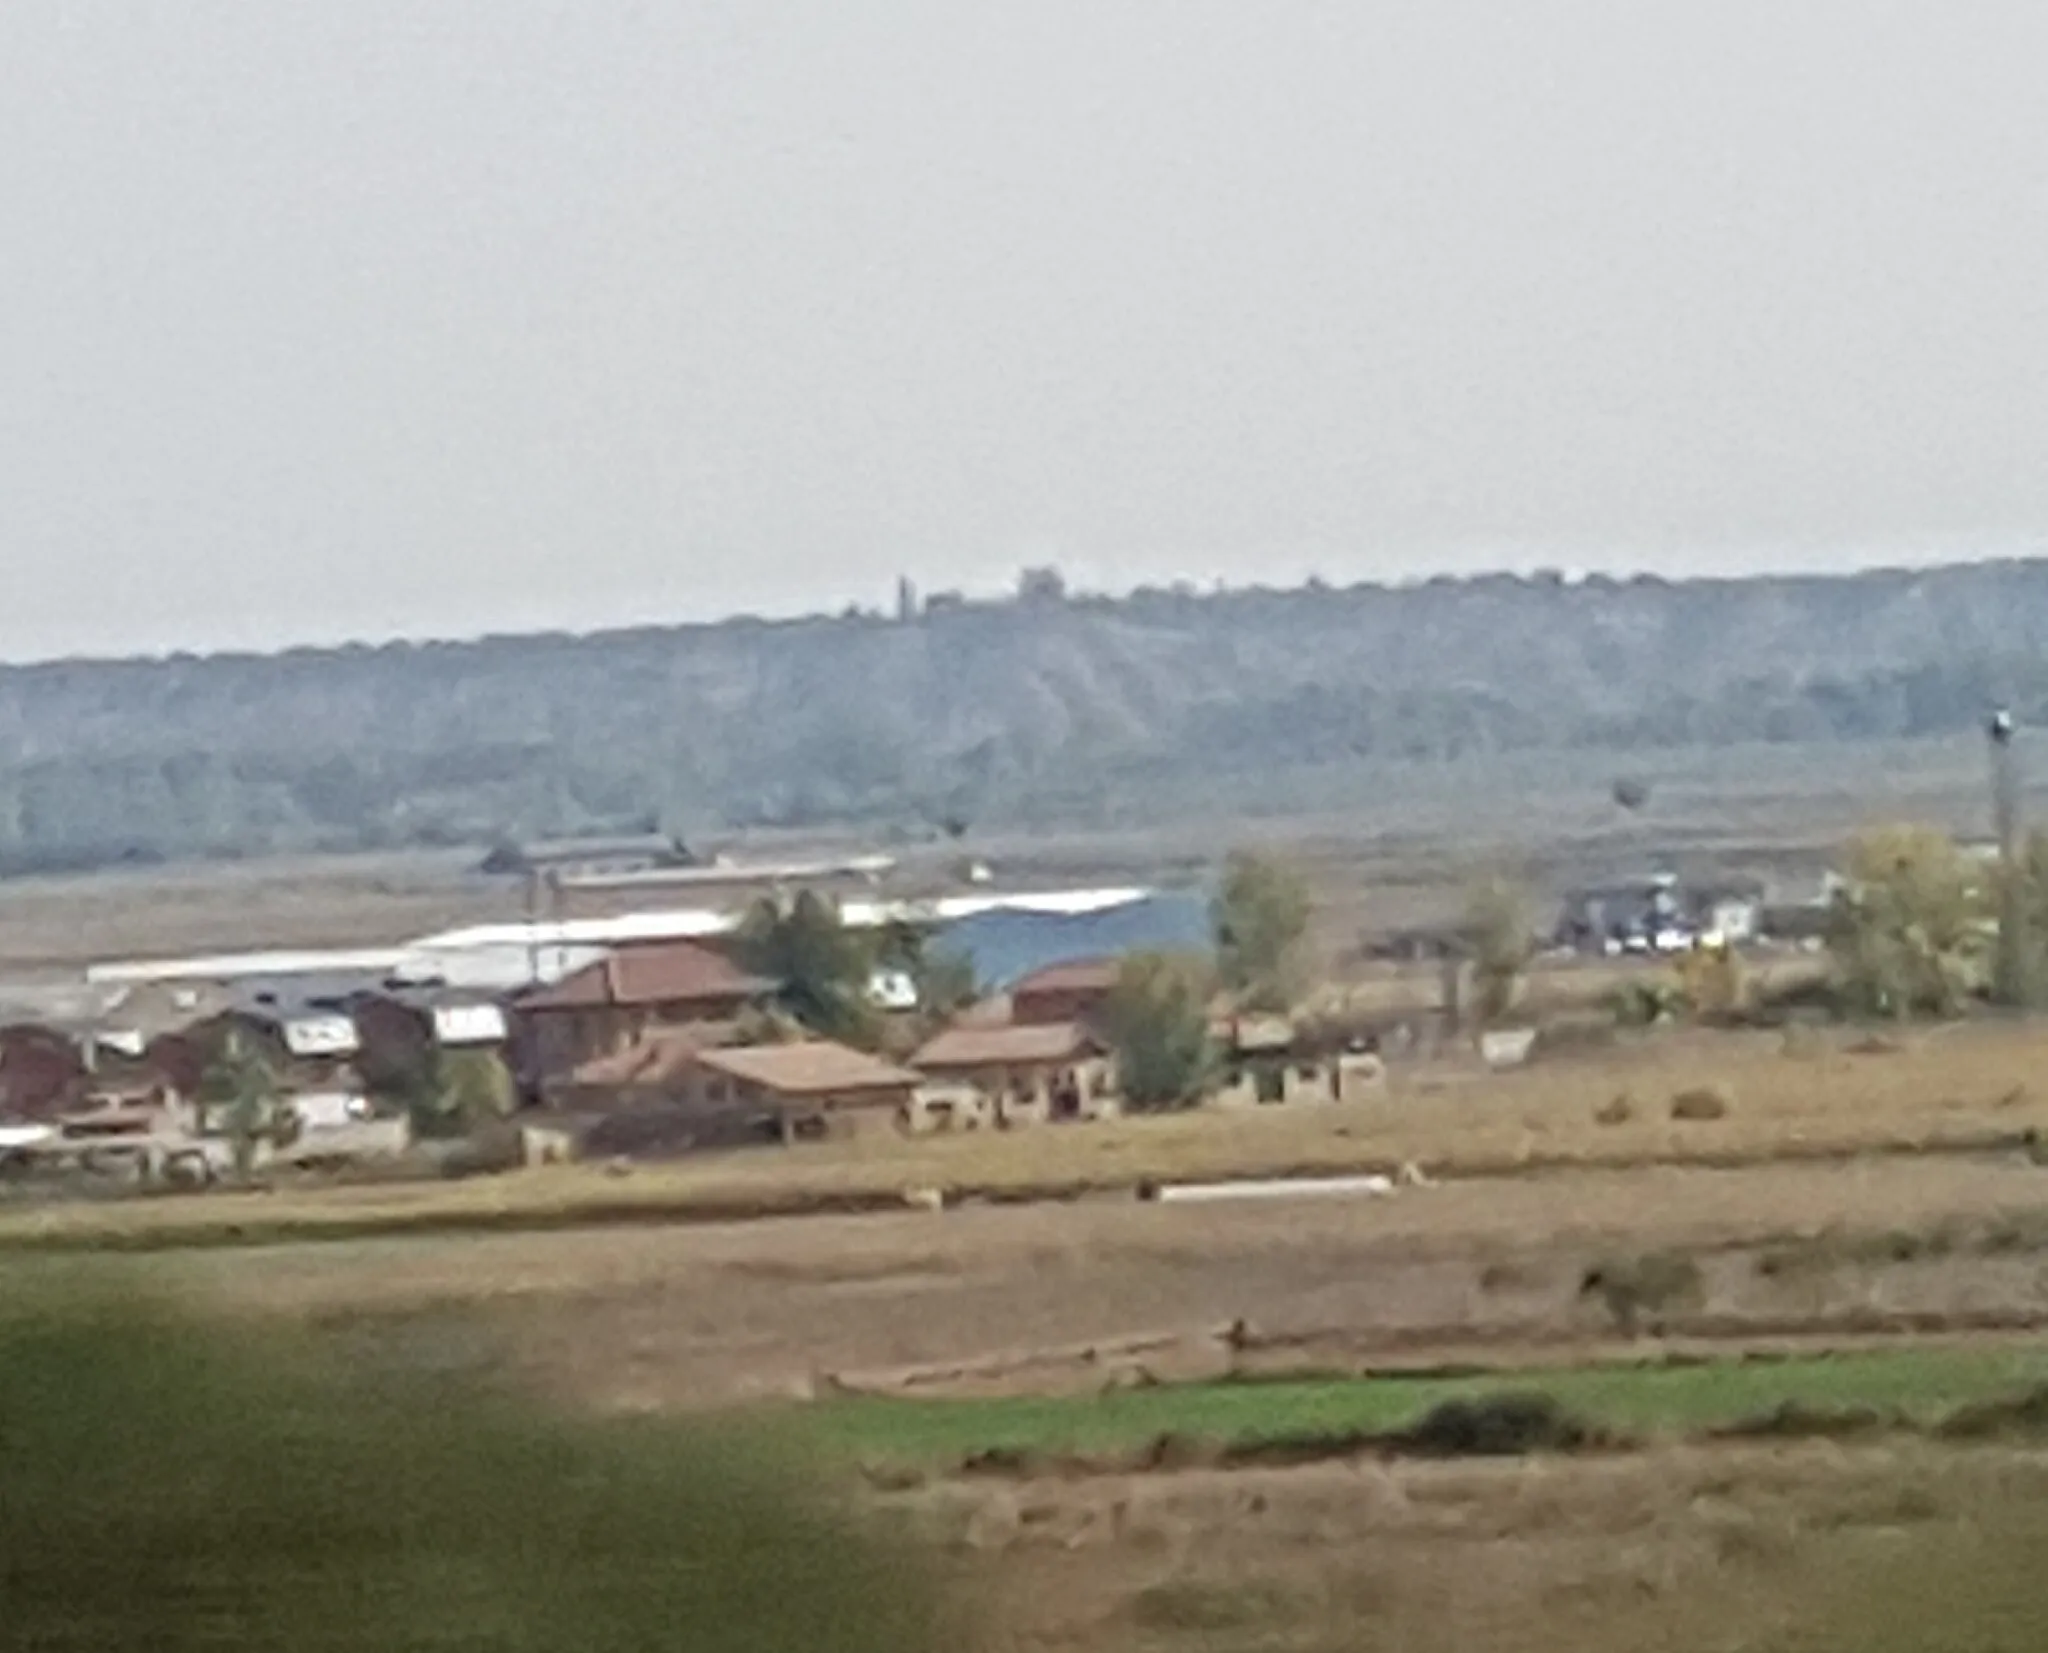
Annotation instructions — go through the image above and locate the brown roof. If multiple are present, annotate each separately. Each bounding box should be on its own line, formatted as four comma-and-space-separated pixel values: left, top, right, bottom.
521, 942, 769, 1012
914, 1021, 1101, 1069
692, 1041, 918, 1099
1011, 958, 1122, 997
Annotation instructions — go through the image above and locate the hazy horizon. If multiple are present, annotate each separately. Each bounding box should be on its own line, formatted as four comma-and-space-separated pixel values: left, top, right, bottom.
5, 546, 2048, 671
6, 3, 2047, 661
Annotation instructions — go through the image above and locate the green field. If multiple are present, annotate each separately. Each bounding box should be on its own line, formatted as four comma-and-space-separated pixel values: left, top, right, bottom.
812, 1344, 2048, 1465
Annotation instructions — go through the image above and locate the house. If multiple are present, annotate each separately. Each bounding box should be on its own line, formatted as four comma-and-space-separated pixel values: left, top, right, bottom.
900, 1078, 996, 1135
546, 1032, 920, 1147
514, 940, 770, 1084
911, 1021, 1118, 1125
1212, 1016, 1386, 1108
684, 1042, 921, 1141
1008, 958, 1121, 1027
0, 1024, 88, 1121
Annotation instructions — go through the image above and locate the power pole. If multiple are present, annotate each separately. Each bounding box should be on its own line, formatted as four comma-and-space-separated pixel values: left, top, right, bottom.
1989, 709, 2034, 1008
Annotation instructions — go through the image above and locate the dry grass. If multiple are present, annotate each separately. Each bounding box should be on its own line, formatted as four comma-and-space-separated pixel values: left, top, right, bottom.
901, 1440, 2048, 1652
30, 1151, 2048, 1415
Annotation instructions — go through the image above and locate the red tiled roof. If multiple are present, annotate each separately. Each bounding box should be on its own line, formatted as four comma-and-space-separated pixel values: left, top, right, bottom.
692, 1041, 918, 1099
521, 942, 769, 1012
914, 1021, 1101, 1069
1011, 958, 1122, 997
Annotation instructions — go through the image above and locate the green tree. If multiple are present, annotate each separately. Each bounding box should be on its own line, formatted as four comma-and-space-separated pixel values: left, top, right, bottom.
1212, 850, 1313, 1012
1103, 952, 1216, 1110
198, 1027, 289, 1178
912, 948, 979, 1028
399, 1047, 519, 1139
1828, 825, 1988, 1019
1463, 877, 1536, 1024
870, 920, 977, 1024
735, 891, 882, 1047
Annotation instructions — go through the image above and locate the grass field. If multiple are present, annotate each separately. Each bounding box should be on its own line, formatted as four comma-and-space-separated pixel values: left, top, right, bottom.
813, 1344, 2048, 1466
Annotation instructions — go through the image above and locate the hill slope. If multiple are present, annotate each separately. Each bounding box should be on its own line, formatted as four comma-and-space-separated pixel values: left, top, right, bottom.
4, 561, 2047, 870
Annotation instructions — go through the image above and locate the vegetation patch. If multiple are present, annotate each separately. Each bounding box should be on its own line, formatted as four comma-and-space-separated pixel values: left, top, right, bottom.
816, 1345, 2048, 1471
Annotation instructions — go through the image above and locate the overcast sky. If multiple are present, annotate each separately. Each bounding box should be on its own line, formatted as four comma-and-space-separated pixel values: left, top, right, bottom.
3, 3, 2046, 660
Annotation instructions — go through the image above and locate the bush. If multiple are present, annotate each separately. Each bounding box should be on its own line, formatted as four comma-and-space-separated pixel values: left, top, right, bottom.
1593, 1093, 1635, 1127
1579, 1252, 1706, 1335
0, 1277, 942, 1652
1670, 1084, 1733, 1122
1394, 1392, 1600, 1457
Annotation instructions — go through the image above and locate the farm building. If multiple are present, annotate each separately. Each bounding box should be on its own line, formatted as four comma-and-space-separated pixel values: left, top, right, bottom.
911, 1021, 1118, 1125
515, 940, 770, 1084
546, 1032, 920, 1147
1212, 1016, 1387, 1108
685, 1043, 921, 1141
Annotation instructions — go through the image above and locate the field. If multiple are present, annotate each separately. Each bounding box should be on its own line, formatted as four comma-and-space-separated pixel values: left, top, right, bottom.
0, 728, 2004, 981
7, 756, 2048, 1648
817, 1344, 2048, 1465
3, 1017, 2037, 1648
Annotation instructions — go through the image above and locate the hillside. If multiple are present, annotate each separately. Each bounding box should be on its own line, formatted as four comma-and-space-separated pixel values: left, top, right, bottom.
4, 560, 2048, 872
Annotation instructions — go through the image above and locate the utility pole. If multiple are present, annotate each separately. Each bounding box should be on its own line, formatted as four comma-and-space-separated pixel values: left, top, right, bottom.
1989, 709, 2035, 1008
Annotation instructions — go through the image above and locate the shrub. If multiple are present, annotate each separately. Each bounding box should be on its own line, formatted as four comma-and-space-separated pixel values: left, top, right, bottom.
1670, 1084, 1733, 1122
1395, 1392, 1600, 1456
1579, 1252, 1706, 1335
1593, 1093, 1635, 1127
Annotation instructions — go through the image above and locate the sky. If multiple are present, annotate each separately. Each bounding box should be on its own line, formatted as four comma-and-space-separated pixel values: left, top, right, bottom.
3, 2, 2047, 661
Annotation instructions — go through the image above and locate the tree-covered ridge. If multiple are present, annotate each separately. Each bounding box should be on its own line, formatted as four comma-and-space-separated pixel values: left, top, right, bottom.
4, 559, 2048, 870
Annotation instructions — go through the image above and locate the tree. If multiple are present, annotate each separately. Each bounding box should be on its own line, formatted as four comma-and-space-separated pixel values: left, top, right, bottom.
912, 948, 980, 1028
1102, 953, 1216, 1110
198, 1026, 289, 1178
1463, 877, 1536, 1024
401, 1048, 519, 1139
2004, 829, 2048, 1001
735, 891, 882, 1047
1675, 941, 1748, 1021
869, 917, 979, 1032
1828, 825, 1987, 1019
1212, 850, 1313, 1013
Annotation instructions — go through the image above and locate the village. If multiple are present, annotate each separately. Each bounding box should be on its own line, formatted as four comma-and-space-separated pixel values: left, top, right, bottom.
0, 821, 1854, 1195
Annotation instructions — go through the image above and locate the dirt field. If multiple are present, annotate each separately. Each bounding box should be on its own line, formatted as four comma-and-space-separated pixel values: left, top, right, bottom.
37, 1146, 2041, 1416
